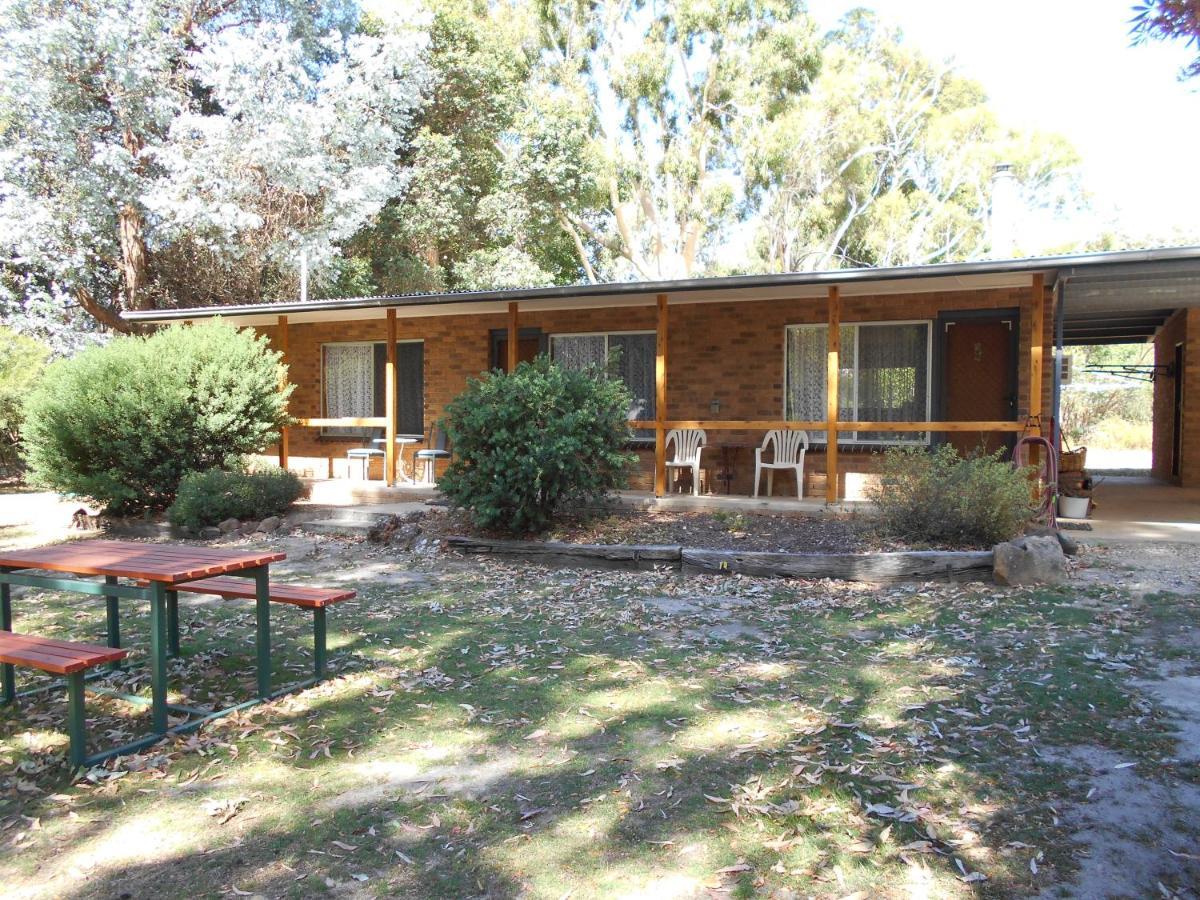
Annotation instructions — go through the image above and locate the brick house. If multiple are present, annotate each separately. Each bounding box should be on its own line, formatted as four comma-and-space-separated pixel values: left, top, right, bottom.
127, 246, 1200, 499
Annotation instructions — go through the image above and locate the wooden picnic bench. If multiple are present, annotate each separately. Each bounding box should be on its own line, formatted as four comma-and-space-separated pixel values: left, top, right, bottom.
0, 539, 289, 766
0, 632, 127, 767
152, 576, 356, 678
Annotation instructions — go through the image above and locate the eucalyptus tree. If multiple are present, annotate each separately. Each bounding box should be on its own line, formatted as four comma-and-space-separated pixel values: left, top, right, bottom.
343, 0, 579, 295
0, 0, 428, 331
744, 12, 1082, 270
529, 0, 821, 281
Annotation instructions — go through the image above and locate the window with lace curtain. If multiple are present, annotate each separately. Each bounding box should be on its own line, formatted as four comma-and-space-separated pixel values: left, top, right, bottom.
550, 332, 655, 439
785, 321, 931, 444
321, 341, 424, 439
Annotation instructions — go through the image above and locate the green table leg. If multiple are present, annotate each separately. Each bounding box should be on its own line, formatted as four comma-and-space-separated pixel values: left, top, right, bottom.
166, 590, 180, 658
104, 575, 122, 670
148, 582, 168, 733
66, 670, 86, 768
254, 567, 271, 699
313, 607, 327, 679
1, 578, 14, 704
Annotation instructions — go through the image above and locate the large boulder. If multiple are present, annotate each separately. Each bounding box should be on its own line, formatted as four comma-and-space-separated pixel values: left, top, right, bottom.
993, 535, 1067, 585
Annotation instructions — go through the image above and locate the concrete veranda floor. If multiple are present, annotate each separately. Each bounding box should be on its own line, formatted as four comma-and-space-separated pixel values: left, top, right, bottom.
1065, 474, 1200, 544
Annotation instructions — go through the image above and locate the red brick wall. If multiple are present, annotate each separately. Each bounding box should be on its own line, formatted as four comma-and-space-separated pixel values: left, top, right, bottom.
258, 283, 1054, 496
1152, 308, 1200, 486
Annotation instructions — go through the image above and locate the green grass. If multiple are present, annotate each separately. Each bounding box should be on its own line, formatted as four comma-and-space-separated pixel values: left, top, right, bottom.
0, 548, 1196, 898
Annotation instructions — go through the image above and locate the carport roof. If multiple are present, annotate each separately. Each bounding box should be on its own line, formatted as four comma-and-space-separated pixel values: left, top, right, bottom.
123, 244, 1200, 337
1059, 257, 1200, 345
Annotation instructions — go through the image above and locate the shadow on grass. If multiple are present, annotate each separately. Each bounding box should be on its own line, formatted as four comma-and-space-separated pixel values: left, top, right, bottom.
1, 560, 1192, 898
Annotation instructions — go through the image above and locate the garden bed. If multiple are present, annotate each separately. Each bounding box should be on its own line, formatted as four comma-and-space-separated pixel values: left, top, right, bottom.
434, 508, 996, 583
428, 507, 899, 554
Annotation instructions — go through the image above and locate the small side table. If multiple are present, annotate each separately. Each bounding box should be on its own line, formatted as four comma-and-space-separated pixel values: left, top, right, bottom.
373, 437, 419, 485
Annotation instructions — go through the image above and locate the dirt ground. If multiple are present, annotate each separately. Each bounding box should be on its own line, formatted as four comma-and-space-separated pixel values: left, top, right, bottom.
1046, 541, 1200, 898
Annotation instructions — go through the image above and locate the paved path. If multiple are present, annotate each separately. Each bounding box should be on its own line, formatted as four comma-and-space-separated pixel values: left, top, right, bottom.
1072, 475, 1200, 545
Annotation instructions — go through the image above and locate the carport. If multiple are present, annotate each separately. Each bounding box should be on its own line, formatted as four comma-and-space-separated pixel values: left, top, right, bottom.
1052, 254, 1200, 486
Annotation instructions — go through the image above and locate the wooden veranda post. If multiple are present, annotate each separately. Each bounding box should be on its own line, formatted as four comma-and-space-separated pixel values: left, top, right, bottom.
277, 315, 289, 470
385, 309, 397, 485
826, 286, 840, 504
1029, 273, 1045, 436
507, 301, 519, 372
654, 294, 668, 497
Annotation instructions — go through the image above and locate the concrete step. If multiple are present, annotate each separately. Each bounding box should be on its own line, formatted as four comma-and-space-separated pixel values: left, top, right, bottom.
299, 509, 393, 537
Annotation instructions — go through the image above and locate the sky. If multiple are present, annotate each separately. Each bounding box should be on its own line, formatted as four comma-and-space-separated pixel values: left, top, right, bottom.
805, 0, 1200, 249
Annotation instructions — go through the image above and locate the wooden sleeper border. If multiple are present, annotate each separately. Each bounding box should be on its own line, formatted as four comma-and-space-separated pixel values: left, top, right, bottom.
446, 536, 993, 583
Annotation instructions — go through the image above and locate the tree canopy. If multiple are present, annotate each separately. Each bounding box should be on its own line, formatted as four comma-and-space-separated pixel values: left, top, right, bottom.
0, 0, 427, 332
1131, 0, 1200, 80
1, 0, 1098, 340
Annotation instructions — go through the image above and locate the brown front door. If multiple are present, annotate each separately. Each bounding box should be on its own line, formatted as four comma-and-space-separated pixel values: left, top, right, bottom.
942, 317, 1016, 457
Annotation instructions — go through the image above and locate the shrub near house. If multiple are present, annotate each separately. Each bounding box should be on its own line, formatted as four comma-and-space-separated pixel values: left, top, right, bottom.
869, 444, 1036, 547
21, 320, 291, 513
439, 357, 636, 533
167, 467, 305, 531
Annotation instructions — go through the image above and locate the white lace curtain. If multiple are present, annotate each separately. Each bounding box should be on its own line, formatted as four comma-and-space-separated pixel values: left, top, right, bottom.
857, 323, 928, 442
552, 333, 655, 431
785, 323, 928, 444
550, 334, 607, 371
323, 344, 374, 437
784, 326, 854, 436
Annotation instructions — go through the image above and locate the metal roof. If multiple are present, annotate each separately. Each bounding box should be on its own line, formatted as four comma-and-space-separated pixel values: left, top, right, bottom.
1058, 257, 1200, 345
123, 245, 1200, 336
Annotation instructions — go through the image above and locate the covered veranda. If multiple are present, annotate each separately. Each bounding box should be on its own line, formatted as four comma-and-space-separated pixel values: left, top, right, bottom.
123, 246, 1200, 512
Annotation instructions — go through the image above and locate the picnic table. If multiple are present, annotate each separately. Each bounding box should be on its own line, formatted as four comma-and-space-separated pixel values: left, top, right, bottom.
0, 539, 286, 764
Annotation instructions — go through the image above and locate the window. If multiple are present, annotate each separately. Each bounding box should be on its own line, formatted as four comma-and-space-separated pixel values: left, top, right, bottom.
321, 341, 424, 438
550, 332, 656, 434
785, 321, 930, 444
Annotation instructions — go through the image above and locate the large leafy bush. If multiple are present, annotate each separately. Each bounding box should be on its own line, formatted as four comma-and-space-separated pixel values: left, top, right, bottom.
0, 326, 49, 474
167, 466, 305, 530
868, 444, 1035, 547
22, 320, 291, 512
439, 357, 636, 533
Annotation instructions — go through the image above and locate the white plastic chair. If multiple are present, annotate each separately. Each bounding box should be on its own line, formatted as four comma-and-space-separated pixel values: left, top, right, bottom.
665, 429, 706, 496
753, 429, 808, 499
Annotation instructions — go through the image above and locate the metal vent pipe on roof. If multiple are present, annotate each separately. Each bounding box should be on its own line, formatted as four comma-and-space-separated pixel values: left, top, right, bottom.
989, 163, 1018, 260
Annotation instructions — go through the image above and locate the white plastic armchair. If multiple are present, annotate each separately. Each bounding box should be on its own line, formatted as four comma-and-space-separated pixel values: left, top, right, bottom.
665, 428, 707, 496
753, 429, 808, 499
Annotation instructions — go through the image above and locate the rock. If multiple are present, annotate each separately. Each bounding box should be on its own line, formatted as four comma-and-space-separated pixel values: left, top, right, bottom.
847, 628, 881, 643
241, 520, 260, 535
1025, 525, 1080, 557
993, 535, 1067, 585
218, 517, 240, 534
257, 515, 281, 533
200, 526, 222, 540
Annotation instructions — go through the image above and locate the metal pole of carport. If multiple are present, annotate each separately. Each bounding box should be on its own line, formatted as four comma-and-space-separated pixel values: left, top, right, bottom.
1052, 277, 1066, 452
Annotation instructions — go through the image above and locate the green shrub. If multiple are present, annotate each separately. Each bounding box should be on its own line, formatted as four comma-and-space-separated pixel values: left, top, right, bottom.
0, 327, 49, 475
867, 444, 1036, 547
167, 466, 305, 530
21, 319, 291, 513
439, 356, 636, 533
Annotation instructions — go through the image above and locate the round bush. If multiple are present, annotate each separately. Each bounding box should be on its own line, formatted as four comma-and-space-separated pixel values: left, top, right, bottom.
21, 320, 291, 513
439, 357, 636, 533
167, 466, 305, 530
